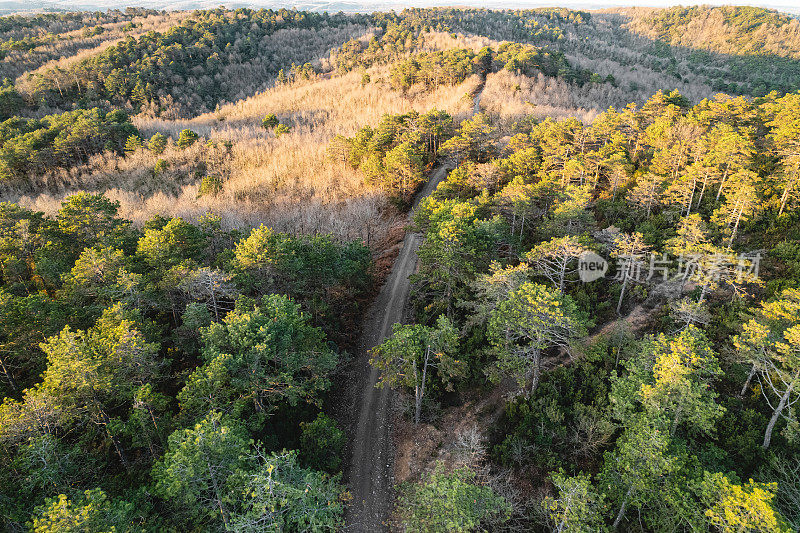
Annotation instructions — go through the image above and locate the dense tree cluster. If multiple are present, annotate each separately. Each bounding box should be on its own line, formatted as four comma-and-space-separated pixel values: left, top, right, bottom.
0, 9, 169, 82
334, 14, 604, 91
628, 6, 800, 96
386, 7, 589, 44
16, 8, 368, 117
329, 109, 456, 202
384, 89, 800, 530
386, 42, 603, 93
638, 6, 800, 59
0, 193, 369, 530
0, 108, 137, 182
390, 48, 483, 92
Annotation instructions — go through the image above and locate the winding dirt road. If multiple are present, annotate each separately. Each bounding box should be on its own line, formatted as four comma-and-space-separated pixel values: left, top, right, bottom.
344, 88, 483, 532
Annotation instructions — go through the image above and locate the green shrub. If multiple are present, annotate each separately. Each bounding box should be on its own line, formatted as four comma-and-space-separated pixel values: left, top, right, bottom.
197, 175, 222, 197
261, 113, 279, 129
153, 159, 168, 175
124, 135, 142, 154
176, 129, 198, 149
299, 413, 345, 473
148, 132, 167, 154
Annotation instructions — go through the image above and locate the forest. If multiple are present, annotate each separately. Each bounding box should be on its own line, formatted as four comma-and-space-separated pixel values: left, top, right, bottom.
1, 4, 800, 533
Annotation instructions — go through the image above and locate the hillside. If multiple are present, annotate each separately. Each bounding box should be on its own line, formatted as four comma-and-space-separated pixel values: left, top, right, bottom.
626, 6, 800, 59
1, 5, 800, 533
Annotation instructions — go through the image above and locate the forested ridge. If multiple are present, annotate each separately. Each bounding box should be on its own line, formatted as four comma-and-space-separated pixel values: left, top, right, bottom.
0, 4, 799, 532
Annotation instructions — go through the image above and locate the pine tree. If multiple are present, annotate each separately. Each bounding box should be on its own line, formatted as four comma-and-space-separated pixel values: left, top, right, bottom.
148, 132, 167, 154
123, 134, 142, 154
371, 316, 462, 424
488, 282, 586, 396
733, 289, 800, 449
176, 129, 198, 149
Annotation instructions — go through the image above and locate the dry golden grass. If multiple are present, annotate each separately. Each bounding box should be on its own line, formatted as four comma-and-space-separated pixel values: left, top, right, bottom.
480, 70, 602, 125
8, 27, 629, 244
12, 68, 479, 243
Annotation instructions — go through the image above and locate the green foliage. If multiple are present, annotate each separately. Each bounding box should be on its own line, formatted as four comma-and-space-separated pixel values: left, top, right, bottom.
123, 134, 142, 154
178, 294, 338, 423
390, 48, 477, 92
0, 109, 137, 182
413, 197, 507, 319
488, 282, 587, 396
330, 110, 454, 200
136, 216, 205, 271
600, 417, 680, 529
198, 175, 223, 197
57, 192, 133, 255
155, 411, 345, 531
154, 411, 249, 528
59, 245, 143, 318
398, 462, 510, 533
228, 449, 345, 532
440, 112, 498, 163
610, 326, 724, 437
261, 113, 278, 130
495, 41, 593, 83
232, 224, 371, 313
700, 472, 792, 532
299, 413, 345, 473
31, 488, 135, 533
0, 304, 162, 477
176, 129, 198, 149
4, 7, 800, 531
273, 123, 290, 137
491, 353, 613, 470
153, 158, 168, 175
0, 79, 23, 120
371, 315, 462, 423
147, 132, 167, 154
0, 289, 67, 394
542, 470, 606, 533
12, 434, 91, 500
22, 9, 366, 115
733, 289, 800, 449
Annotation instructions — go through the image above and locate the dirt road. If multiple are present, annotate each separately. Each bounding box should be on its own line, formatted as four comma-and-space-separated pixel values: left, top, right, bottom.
344, 165, 448, 531
344, 88, 483, 532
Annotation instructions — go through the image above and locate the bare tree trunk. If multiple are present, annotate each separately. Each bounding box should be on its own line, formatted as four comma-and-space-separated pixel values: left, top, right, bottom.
763, 375, 797, 450
698, 283, 709, 304
0, 352, 18, 395
207, 458, 229, 529
99, 408, 130, 469
779, 181, 794, 217
671, 402, 683, 436
715, 167, 730, 203
740, 364, 757, 398
696, 171, 709, 209
617, 272, 630, 315
414, 347, 431, 425
728, 202, 743, 249
685, 177, 696, 216
613, 486, 634, 529
527, 349, 541, 397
